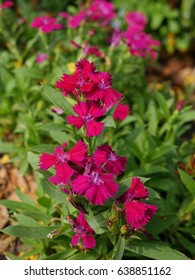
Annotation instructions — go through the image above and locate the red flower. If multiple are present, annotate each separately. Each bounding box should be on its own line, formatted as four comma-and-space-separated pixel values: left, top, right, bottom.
68, 10, 87, 28
67, 101, 105, 137
72, 170, 119, 205
86, 72, 122, 108
113, 103, 130, 121
39, 141, 87, 185
125, 11, 147, 31
56, 58, 96, 96
31, 15, 63, 33
67, 212, 96, 249
94, 145, 127, 175
0, 0, 13, 9
118, 177, 158, 229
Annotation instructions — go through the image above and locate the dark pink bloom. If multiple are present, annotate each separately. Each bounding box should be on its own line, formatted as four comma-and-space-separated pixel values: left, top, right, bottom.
88, 0, 116, 25
73, 170, 119, 205
67, 101, 105, 137
84, 45, 103, 58
36, 53, 48, 64
176, 100, 184, 111
94, 145, 127, 175
118, 177, 158, 229
87, 72, 122, 108
125, 27, 160, 59
31, 15, 63, 33
113, 103, 130, 121
0, 0, 13, 9
68, 10, 87, 28
125, 11, 147, 30
67, 212, 96, 249
58, 11, 70, 19
39, 141, 87, 185
56, 58, 97, 97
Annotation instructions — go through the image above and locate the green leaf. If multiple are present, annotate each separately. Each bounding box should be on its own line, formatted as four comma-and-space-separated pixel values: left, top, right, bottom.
112, 237, 125, 260
67, 252, 98, 260
125, 241, 189, 260
147, 144, 176, 161
15, 214, 40, 226
29, 144, 57, 154
43, 249, 78, 260
178, 168, 195, 194
0, 200, 40, 213
40, 178, 68, 203
1, 225, 56, 239
43, 85, 73, 115
146, 213, 178, 235
177, 233, 195, 256
27, 151, 39, 170
85, 209, 107, 234
155, 92, 170, 119
103, 115, 116, 128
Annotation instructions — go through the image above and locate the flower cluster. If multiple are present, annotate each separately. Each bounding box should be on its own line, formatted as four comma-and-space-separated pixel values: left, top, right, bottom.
124, 12, 160, 59
39, 59, 157, 249
59, 0, 116, 29
31, 15, 63, 33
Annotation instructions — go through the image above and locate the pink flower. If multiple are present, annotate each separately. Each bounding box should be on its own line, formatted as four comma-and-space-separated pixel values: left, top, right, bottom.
67, 212, 96, 249
0, 0, 13, 9
125, 27, 160, 59
73, 169, 119, 205
87, 72, 122, 108
117, 177, 158, 229
35, 53, 48, 64
39, 141, 87, 185
84, 45, 103, 58
94, 145, 127, 175
31, 15, 63, 33
113, 103, 130, 121
125, 11, 147, 30
67, 101, 105, 137
68, 10, 87, 28
88, 0, 116, 26
58, 11, 69, 19
56, 58, 97, 97
176, 100, 184, 111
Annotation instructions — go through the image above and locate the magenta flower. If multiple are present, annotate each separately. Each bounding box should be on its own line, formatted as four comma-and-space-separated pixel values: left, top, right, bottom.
118, 177, 158, 230
88, 0, 116, 26
39, 141, 87, 185
125, 11, 147, 31
35, 53, 48, 64
31, 15, 63, 33
94, 145, 127, 175
68, 10, 87, 28
84, 45, 103, 58
51, 107, 64, 115
73, 169, 119, 205
56, 58, 96, 97
113, 103, 130, 121
125, 27, 160, 59
0, 0, 13, 9
110, 28, 123, 48
67, 101, 105, 137
67, 212, 96, 249
87, 72, 122, 108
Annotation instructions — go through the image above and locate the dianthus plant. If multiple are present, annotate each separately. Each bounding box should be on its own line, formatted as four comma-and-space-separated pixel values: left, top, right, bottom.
39, 58, 158, 254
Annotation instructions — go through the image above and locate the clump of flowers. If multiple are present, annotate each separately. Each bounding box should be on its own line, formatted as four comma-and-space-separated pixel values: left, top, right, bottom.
31, 15, 63, 33
39, 58, 158, 250
0, 0, 13, 10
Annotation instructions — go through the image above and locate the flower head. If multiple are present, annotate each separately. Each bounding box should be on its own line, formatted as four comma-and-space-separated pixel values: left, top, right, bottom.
125, 11, 147, 30
68, 10, 87, 28
87, 72, 122, 108
67, 212, 96, 249
31, 15, 63, 33
39, 141, 87, 185
117, 177, 158, 229
67, 101, 105, 137
73, 169, 119, 205
0, 0, 13, 10
36, 53, 48, 64
94, 145, 127, 175
113, 103, 130, 121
